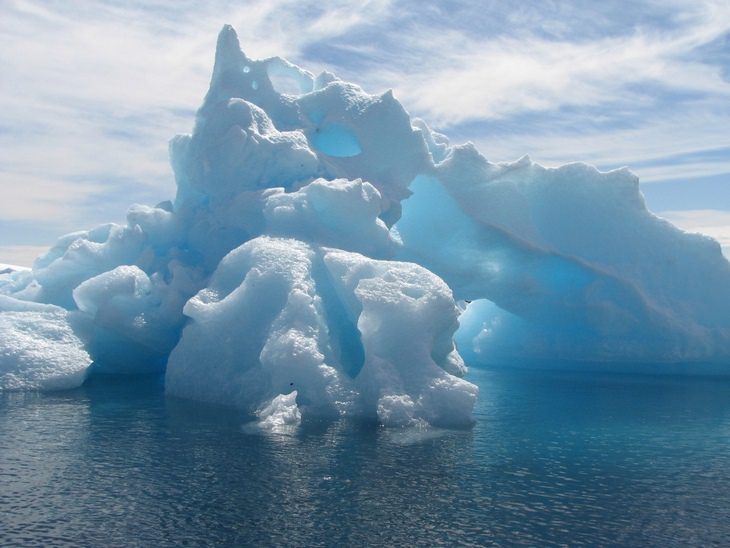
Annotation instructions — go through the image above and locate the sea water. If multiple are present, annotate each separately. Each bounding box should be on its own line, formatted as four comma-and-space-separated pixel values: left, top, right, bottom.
2, 367, 730, 546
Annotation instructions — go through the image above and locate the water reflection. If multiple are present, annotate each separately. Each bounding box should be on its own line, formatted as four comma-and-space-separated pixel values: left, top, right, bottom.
2, 368, 730, 545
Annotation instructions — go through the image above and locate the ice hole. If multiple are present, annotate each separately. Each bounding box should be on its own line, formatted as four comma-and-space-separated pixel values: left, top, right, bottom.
268, 72, 306, 96
310, 124, 362, 158
402, 286, 425, 300
266, 59, 314, 96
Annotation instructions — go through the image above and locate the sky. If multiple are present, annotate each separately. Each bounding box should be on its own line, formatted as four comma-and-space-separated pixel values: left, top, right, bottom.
1, 0, 730, 265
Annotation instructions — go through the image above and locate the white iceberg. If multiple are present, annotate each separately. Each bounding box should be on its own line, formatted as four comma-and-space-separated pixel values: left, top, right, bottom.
2, 24, 729, 422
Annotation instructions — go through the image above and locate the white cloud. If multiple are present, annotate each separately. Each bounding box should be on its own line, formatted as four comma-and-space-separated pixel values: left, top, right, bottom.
363, 1, 730, 125
0, 245, 50, 267
0, 172, 100, 222
633, 159, 730, 184
468, 108, 730, 178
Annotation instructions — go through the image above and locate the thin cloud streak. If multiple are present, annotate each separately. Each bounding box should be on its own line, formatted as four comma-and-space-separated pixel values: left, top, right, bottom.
0, 245, 50, 268
467, 106, 730, 178
347, 1, 730, 122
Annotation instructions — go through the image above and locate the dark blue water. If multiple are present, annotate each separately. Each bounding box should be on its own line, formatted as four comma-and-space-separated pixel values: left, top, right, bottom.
3, 368, 730, 546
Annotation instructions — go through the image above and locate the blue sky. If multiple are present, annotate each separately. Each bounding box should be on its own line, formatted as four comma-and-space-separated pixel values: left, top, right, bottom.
1, 0, 730, 265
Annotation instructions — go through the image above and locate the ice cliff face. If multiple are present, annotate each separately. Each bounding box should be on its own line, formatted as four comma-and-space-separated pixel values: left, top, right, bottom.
398, 163, 730, 366
2, 24, 730, 423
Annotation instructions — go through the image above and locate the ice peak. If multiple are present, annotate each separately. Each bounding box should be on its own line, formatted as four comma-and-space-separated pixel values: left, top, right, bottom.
213, 24, 247, 78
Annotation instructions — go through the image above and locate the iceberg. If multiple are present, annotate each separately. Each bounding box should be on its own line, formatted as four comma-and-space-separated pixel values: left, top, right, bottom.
2, 24, 730, 423
0, 25, 476, 426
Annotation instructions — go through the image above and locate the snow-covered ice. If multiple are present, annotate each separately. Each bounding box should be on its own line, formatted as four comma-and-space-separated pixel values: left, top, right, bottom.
0, 295, 91, 390
2, 24, 730, 424
166, 236, 475, 427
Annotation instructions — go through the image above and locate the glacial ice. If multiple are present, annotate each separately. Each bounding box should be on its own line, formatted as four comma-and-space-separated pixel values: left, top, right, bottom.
166, 236, 474, 426
255, 391, 301, 433
2, 24, 730, 423
396, 154, 730, 365
0, 295, 91, 390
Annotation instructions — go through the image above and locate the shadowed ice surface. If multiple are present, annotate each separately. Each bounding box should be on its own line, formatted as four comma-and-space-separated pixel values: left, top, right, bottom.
2, 367, 730, 545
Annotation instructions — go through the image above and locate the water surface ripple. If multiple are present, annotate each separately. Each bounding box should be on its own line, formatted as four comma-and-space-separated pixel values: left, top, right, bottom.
2, 368, 730, 545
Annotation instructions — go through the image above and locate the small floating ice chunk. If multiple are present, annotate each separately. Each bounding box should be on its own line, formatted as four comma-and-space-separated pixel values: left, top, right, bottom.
257, 391, 301, 432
